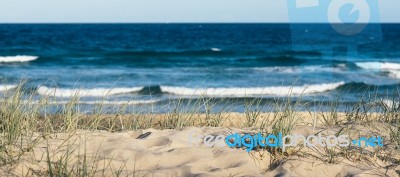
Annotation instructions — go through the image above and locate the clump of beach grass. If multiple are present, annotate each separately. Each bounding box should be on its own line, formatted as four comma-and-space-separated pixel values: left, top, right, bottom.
243, 97, 265, 128
203, 97, 232, 127
0, 81, 41, 165
159, 98, 196, 129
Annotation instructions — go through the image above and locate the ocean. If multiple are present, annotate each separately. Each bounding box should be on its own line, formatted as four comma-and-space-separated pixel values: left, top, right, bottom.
0, 24, 399, 112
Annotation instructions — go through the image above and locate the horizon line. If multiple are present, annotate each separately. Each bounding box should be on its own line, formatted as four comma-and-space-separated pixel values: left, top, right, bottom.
0, 22, 396, 24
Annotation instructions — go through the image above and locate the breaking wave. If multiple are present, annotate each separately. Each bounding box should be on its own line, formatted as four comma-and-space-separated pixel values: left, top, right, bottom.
356, 62, 400, 79
0, 85, 18, 92
160, 82, 345, 96
37, 86, 144, 97
0, 56, 38, 63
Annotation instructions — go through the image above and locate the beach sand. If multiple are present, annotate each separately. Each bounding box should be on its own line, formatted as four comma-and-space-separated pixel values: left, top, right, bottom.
2, 113, 400, 177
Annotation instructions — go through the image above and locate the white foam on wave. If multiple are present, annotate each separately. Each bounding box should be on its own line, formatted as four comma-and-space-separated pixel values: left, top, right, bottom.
356, 62, 400, 79
210, 48, 221, 52
37, 86, 144, 97
355, 62, 400, 70
49, 100, 159, 105
380, 99, 400, 108
161, 82, 345, 97
0, 99, 159, 105
0, 56, 38, 63
388, 70, 400, 79
253, 65, 341, 73
0, 85, 18, 92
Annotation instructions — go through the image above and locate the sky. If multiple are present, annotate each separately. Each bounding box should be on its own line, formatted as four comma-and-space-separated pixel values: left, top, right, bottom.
0, 0, 399, 23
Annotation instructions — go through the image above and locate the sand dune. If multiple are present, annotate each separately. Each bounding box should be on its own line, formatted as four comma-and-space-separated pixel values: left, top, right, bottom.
7, 124, 399, 177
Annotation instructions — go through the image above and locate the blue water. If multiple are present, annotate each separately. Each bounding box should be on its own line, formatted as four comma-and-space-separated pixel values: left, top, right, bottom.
0, 24, 400, 112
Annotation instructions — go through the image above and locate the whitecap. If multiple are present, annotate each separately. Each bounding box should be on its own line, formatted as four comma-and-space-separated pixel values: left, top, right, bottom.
0, 56, 38, 63
50, 100, 159, 105
253, 65, 339, 73
160, 82, 345, 97
356, 62, 400, 79
0, 85, 18, 92
355, 62, 400, 70
210, 48, 221, 52
37, 86, 144, 97
0, 99, 159, 105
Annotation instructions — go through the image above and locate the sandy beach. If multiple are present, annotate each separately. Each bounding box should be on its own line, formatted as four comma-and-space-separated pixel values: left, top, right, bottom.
1, 113, 398, 177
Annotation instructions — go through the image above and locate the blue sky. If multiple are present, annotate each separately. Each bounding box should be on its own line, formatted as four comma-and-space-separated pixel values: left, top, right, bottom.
0, 0, 398, 23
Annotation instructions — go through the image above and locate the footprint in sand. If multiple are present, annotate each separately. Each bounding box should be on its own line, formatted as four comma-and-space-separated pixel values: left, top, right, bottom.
143, 136, 171, 148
